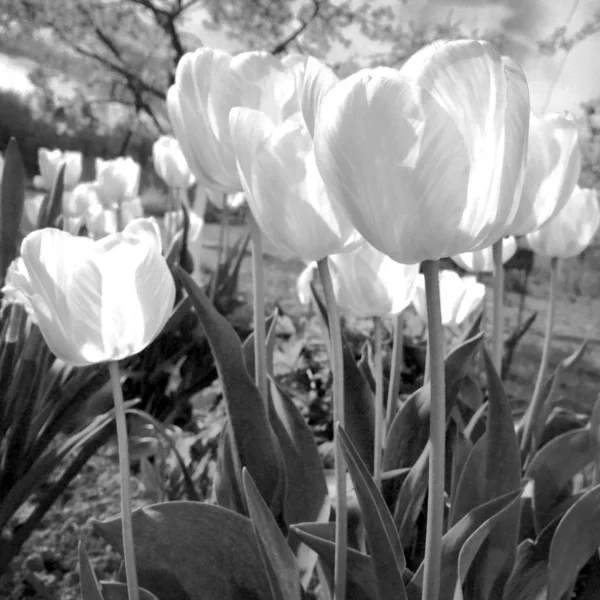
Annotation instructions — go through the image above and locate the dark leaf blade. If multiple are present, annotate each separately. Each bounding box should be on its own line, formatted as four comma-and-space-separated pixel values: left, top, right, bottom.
0, 138, 25, 284
177, 268, 284, 516
243, 469, 302, 600
268, 380, 330, 587
547, 483, 600, 600
92, 501, 272, 600
78, 541, 103, 600
289, 522, 376, 600
409, 489, 521, 600
37, 161, 66, 229
337, 424, 408, 600
383, 332, 483, 501
310, 280, 375, 471
453, 491, 523, 600
525, 427, 594, 534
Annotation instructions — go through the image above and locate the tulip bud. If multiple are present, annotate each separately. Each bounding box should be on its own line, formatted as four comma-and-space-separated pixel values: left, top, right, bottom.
167, 48, 306, 193
328, 239, 419, 318
413, 270, 485, 328
33, 148, 83, 190
152, 135, 196, 189
504, 112, 581, 236
526, 186, 600, 258
451, 237, 517, 273
314, 39, 530, 264
95, 157, 141, 208
85, 197, 144, 239
229, 108, 359, 261
11, 219, 176, 366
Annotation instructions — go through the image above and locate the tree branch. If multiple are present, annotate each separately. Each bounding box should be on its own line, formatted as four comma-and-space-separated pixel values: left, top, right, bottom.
270, 0, 321, 54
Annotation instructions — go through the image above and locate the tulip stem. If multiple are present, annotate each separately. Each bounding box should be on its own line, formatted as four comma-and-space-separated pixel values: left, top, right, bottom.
491, 239, 504, 375
108, 361, 139, 600
373, 317, 383, 489
385, 312, 404, 443
248, 212, 268, 403
317, 258, 347, 600
520, 256, 558, 457
422, 259, 445, 600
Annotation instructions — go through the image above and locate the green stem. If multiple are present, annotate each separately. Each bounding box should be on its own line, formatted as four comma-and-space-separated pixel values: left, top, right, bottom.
248, 212, 268, 404
520, 257, 559, 457
421, 259, 445, 600
317, 258, 347, 600
491, 239, 505, 375
385, 312, 404, 440
108, 361, 139, 600
373, 317, 383, 489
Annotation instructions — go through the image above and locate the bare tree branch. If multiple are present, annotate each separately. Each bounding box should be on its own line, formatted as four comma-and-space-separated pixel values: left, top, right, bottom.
270, 0, 320, 54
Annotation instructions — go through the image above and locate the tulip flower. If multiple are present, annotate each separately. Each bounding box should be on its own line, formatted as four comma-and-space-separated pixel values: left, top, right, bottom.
11, 218, 175, 366
95, 157, 141, 209
229, 109, 359, 261
451, 237, 517, 273
314, 39, 530, 264
328, 239, 419, 318
504, 113, 581, 237
85, 198, 144, 239
153, 135, 195, 189
33, 148, 83, 191
167, 48, 305, 193
526, 186, 600, 258
1, 257, 36, 322
520, 186, 600, 459
413, 270, 485, 329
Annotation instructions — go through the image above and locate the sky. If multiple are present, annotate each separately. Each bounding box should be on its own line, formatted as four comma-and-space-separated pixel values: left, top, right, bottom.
194, 0, 600, 116
1, 0, 598, 117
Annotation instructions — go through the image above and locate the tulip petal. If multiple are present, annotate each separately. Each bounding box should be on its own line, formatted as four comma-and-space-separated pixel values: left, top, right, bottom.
511, 113, 581, 236
314, 68, 470, 263
302, 57, 339, 138
21, 229, 106, 364
401, 40, 510, 247
229, 107, 275, 200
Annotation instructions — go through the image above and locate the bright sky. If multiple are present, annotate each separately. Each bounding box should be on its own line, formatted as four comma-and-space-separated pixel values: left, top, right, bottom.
192, 0, 600, 116
1, 0, 597, 117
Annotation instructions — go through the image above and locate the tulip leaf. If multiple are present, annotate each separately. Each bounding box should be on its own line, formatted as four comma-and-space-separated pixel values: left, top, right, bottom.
78, 541, 103, 600
242, 469, 302, 600
525, 427, 595, 534
92, 501, 273, 600
453, 490, 523, 600
0, 137, 25, 284
393, 442, 429, 551
337, 424, 408, 600
213, 419, 247, 514
267, 379, 329, 586
383, 332, 483, 502
449, 349, 521, 598
242, 311, 278, 379
99, 582, 159, 600
409, 489, 521, 600
37, 162, 66, 229
502, 518, 556, 600
289, 522, 378, 600
310, 281, 375, 471
177, 268, 284, 517
547, 483, 600, 600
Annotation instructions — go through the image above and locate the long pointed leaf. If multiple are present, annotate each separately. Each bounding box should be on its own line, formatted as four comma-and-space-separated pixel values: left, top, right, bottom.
243, 469, 302, 600
547, 483, 600, 600
177, 268, 284, 516
525, 427, 594, 534
78, 542, 103, 600
338, 424, 407, 600
0, 138, 25, 284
